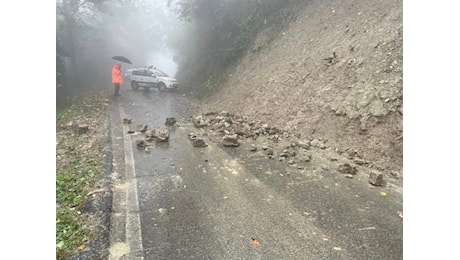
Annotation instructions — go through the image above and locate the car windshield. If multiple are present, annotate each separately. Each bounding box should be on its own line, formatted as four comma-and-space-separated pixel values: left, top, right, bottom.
153, 70, 168, 77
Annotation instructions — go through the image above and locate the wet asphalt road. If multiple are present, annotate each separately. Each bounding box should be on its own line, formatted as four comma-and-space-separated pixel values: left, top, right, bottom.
107, 86, 403, 260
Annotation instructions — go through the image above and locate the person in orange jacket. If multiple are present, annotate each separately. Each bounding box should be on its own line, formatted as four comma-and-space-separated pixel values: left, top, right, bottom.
111, 63, 123, 96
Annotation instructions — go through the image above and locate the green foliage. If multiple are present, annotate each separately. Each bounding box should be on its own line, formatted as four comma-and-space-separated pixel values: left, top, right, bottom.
56, 93, 106, 260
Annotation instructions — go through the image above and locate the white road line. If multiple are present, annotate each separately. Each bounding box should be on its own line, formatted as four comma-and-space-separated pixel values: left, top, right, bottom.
119, 102, 144, 259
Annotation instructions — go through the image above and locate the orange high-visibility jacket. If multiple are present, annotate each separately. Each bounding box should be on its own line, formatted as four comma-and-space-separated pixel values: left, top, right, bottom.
111, 64, 123, 84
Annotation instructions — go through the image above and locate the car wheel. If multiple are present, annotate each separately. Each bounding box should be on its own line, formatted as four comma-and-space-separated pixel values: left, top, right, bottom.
131, 81, 139, 90
159, 83, 166, 92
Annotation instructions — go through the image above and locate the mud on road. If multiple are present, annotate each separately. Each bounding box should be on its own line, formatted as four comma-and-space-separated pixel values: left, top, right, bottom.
101, 86, 402, 259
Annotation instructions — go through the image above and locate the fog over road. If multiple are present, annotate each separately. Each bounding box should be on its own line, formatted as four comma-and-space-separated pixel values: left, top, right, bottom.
107, 86, 402, 260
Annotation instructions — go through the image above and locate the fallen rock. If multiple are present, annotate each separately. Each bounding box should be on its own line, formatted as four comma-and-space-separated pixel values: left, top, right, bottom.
137, 124, 148, 132
390, 170, 401, 179
188, 132, 198, 139
280, 152, 289, 158
188, 132, 207, 147
297, 140, 311, 150
144, 130, 156, 141
266, 148, 274, 156
222, 134, 239, 147
155, 129, 170, 142
136, 140, 148, 148
337, 163, 358, 175
234, 123, 249, 136
193, 138, 207, 147
353, 158, 366, 165
345, 148, 359, 159
193, 115, 209, 128
209, 122, 224, 131
369, 172, 387, 186
299, 153, 312, 162
165, 117, 176, 126
310, 138, 326, 149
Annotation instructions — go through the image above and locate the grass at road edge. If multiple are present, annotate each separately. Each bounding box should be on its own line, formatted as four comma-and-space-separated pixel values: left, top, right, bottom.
56, 91, 108, 259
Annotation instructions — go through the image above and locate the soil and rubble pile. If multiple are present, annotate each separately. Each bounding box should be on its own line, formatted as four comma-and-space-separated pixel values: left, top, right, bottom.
201, 0, 403, 177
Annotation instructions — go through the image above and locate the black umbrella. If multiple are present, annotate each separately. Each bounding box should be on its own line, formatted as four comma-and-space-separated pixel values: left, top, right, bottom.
112, 56, 132, 64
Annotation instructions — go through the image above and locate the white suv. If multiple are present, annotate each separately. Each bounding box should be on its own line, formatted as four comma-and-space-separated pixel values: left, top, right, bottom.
129, 68, 179, 92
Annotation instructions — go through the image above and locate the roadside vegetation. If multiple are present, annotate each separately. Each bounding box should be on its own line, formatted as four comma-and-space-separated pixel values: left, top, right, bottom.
56, 0, 311, 103
167, 0, 311, 96
56, 92, 108, 259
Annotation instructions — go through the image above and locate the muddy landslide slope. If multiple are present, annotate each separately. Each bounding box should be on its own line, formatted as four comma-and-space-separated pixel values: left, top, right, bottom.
203, 0, 403, 175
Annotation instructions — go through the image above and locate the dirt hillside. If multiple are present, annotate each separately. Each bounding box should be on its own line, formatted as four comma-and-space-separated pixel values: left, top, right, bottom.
201, 0, 403, 176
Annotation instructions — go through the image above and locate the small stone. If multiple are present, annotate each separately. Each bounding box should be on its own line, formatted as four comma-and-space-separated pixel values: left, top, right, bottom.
369, 172, 387, 186
249, 145, 257, 152
137, 124, 148, 132
136, 140, 148, 148
222, 134, 239, 147
280, 152, 289, 158
123, 117, 132, 124
193, 138, 208, 147
353, 158, 366, 165
165, 117, 177, 126
298, 140, 311, 149
266, 148, 274, 156
310, 138, 326, 149
301, 154, 312, 162
337, 163, 358, 175
155, 129, 170, 142
390, 170, 400, 179
234, 123, 249, 136
193, 115, 209, 128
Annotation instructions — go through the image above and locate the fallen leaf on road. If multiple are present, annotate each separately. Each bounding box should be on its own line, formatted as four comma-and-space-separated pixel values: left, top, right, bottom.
78, 244, 85, 250
380, 191, 387, 196
250, 238, 260, 246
